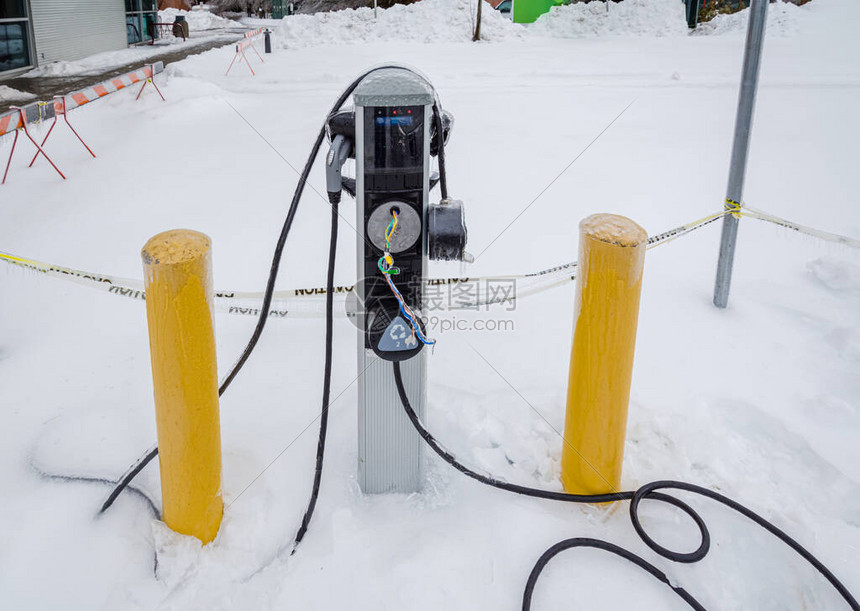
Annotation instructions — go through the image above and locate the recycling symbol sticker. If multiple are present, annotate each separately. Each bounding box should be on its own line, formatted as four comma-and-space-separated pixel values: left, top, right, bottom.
378, 316, 417, 352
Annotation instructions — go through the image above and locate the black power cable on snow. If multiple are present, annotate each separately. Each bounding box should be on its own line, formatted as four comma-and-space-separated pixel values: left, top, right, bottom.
31, 461, 161, 520
292, 194, 339, 552
290, 100, 450, 555
432, 102, 448, 200
391, 361, 860, 611
99, 65, 450, 547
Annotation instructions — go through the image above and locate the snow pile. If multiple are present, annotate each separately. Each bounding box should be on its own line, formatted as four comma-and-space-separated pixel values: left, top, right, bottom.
159, 7, 235, 30
21, 61, 84, 78
530, 0, 688, 38
694, 0, 805, 37
22, 44, 195, 78
0, 85, 35, 103
275, 0, 523, 49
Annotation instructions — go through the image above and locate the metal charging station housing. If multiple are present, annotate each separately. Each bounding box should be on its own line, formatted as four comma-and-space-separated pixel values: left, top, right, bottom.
354, 69, 433, 494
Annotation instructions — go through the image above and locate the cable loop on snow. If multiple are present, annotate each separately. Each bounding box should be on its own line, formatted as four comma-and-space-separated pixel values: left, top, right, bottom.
390, 362, 860, 611
630, 482, 711, 564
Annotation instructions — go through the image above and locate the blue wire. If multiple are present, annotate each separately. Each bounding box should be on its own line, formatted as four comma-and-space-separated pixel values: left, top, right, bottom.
384, 272, 435, 346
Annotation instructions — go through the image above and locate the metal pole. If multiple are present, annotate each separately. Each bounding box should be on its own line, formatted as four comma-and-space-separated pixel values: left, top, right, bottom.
713, 0, 768, 309
374, 0, 377, 18
686, 0, 701, 29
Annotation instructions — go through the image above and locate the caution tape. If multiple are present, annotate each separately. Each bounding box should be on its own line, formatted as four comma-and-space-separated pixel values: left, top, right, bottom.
741, 206, 860, 249
646, 209, 727, 249
0, 211, 724, 316
2, 207, 856, 319
0, 250, 343, 318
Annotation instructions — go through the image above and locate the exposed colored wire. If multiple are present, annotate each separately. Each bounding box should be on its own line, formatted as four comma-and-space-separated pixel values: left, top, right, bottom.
380, 252, 435, 346
385, 210, 398, 249
375, 208, 434, 345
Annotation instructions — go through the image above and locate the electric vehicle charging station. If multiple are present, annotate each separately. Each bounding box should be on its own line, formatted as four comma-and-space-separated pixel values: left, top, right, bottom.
95, 59, 860, 610
326, 68, 466, 494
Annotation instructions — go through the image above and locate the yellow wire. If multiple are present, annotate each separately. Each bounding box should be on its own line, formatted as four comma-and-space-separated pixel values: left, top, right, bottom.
386, 211, 398, 246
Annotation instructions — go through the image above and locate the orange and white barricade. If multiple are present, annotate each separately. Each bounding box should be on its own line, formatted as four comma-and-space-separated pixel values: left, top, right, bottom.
1, 104, 64, 184
63, 62, 166, 110
1, 62, 164, 185
226, 29, 265, 76
28, 96, 96, 171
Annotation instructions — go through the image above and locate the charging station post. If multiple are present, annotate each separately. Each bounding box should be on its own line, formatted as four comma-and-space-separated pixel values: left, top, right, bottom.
352, 71, 435, 494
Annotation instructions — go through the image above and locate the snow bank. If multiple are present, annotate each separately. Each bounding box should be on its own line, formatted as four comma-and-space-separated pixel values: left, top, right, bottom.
22, 44, 191, 78
531, 0, 688, 39
275, 0, 524, 49
159, 7, 235, 30
0, 85, 35, 104
694, 0, 805, 37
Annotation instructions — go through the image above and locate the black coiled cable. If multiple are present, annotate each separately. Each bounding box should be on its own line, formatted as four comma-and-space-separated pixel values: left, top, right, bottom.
391, 361, 860, 611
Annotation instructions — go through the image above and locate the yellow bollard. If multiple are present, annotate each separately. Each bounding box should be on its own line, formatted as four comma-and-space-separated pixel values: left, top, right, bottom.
142, 229, 222, 543
561, 214, 647, 497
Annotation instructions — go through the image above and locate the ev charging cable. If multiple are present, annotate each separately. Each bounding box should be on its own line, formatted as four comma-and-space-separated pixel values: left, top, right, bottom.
390, 361, 860, 611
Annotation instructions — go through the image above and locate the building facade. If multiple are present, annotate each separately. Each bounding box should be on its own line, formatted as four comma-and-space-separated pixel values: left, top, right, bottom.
1, 0, 158, 79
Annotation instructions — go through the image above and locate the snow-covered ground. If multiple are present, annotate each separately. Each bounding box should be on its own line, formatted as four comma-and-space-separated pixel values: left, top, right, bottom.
1, 0, 858, 609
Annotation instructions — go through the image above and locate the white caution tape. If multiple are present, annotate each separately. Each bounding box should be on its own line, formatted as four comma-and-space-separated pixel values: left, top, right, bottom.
742, 206, 860, 249
4, 207, 851, 319
0, 212, 733, 318
0, 250, 341, 318
0, 250, 561, 317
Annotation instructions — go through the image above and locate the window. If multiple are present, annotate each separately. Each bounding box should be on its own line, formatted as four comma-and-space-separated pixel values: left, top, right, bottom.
0, 0, 31, 74
0, 0, 28, 20
126, 0, 158, 45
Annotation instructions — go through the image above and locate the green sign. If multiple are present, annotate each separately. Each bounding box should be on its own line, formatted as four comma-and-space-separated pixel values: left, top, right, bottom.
513, 0, 564, 24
